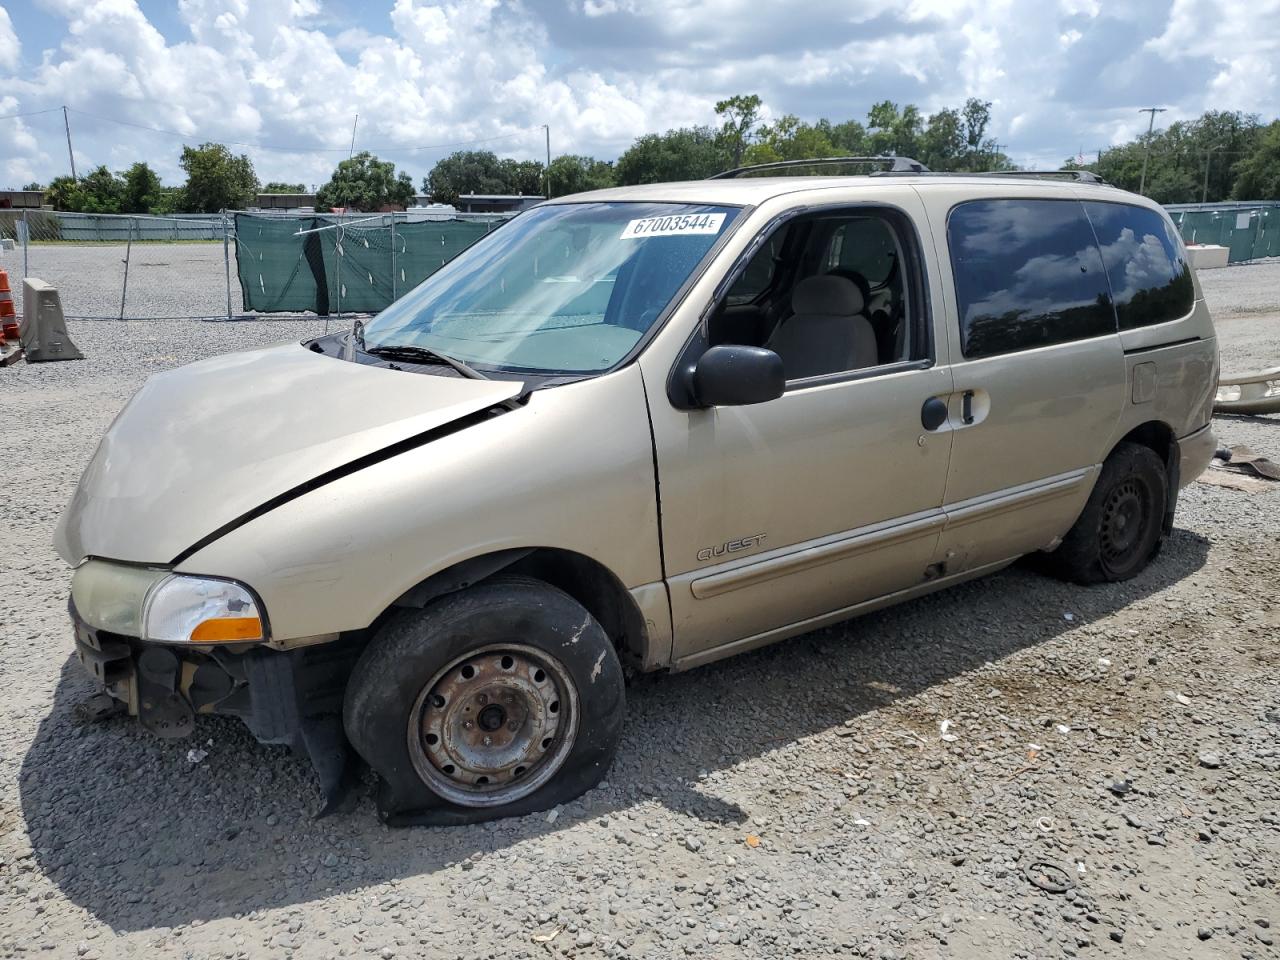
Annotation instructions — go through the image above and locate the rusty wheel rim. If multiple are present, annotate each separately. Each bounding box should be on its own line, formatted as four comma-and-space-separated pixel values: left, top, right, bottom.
407, 643, 579, 807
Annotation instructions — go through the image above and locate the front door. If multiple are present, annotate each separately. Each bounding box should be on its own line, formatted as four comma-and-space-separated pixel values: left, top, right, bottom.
641, 198, 956, 666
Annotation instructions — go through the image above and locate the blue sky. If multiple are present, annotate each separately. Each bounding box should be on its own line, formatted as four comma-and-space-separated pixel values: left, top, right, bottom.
2, 0, 1277, 190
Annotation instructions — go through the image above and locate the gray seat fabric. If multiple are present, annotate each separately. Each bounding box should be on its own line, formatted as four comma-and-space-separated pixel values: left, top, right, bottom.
766, 275, 878, 380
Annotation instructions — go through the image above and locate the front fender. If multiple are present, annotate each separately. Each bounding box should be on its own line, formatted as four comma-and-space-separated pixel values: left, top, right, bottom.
175, 365, 661, 641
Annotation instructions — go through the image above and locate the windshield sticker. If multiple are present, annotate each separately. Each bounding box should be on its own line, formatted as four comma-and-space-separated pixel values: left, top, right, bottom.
620, 212, 726, 240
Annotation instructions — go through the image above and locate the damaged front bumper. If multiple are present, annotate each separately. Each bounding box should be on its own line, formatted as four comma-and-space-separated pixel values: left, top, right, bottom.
69, 599, 359, 810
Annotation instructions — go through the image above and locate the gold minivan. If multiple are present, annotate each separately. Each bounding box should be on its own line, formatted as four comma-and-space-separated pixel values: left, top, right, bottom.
56, 161, 1218, 823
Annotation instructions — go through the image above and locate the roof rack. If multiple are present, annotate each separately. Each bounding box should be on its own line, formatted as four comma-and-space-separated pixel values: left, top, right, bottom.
963, 169, 1107, 184
708, 156, 930, 179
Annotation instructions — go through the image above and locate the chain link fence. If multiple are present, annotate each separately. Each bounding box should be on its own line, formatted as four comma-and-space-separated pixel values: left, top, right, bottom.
0, 209, 511, 322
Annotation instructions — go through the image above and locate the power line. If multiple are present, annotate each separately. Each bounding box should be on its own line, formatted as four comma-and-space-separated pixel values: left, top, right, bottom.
61, 107, 536, 154
0, 107, 64, 122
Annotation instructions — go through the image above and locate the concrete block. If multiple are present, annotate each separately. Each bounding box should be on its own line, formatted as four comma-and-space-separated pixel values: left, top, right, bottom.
20, 277, 84, 362
1186, 244, 1229, 270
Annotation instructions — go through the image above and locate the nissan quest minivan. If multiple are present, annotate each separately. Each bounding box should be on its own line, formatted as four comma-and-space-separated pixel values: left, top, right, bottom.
56, 160, 1218, 824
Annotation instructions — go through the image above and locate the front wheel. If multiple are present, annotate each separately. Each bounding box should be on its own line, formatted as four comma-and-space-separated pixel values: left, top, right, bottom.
1043, 442, 1168, 584
344, 578, 625, 825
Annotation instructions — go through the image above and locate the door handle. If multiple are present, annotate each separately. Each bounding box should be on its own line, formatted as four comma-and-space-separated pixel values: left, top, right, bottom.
961, 390, 975, 425
920, 396, 948, 431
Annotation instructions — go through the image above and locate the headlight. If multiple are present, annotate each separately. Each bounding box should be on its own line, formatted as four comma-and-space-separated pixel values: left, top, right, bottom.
142, 575, 267, 644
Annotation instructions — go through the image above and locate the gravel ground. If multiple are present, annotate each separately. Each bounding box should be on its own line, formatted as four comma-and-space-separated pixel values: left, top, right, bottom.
1198, 259, 1280, 371
3, 243, 248, 321
1, 266, 1278, 960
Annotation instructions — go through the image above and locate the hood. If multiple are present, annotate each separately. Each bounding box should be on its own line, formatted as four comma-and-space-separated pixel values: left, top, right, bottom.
55, 343, 524, 565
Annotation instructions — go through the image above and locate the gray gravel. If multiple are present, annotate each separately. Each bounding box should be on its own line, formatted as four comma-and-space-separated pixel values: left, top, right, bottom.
1, 267, 1278, 960
3, 242, 249, 321
1198, 258, 1280, 372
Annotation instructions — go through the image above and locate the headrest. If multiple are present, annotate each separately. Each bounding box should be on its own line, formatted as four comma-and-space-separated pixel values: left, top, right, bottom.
791, 274, 865, 316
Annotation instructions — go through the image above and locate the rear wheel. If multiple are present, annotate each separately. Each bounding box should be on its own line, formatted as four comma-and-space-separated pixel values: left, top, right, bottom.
344, 578, 625, 825
1043, 442, 1168, 584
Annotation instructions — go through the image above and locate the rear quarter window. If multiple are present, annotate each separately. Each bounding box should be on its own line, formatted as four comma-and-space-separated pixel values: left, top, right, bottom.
1082, 201, 1194, 329
948, 198, 1115, 359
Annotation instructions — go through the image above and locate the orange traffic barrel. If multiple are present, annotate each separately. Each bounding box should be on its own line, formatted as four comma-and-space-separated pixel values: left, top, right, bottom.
0, 269, 17, 342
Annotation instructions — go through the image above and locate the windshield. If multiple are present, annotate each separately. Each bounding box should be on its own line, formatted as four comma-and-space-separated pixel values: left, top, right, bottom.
362, 202, 741, 374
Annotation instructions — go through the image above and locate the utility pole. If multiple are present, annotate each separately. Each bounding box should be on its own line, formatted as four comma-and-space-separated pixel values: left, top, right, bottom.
348, 113, 359, 158
1201, 145, 1221, 203
543, 124, 551, 198
62, 105, 77, 180
1137, 107, 1166, 196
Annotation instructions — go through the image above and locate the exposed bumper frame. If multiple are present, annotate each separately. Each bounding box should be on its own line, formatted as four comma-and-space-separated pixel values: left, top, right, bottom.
69, 599, 359, 810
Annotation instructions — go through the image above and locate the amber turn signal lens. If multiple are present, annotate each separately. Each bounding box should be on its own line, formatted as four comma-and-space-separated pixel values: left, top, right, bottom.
189, 616, 264, 643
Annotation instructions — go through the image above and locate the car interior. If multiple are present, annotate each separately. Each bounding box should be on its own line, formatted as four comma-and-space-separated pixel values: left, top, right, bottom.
707, 213, 912, 380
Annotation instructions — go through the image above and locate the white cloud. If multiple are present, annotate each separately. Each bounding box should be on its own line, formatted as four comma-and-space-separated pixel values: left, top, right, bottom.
0, 6, 18, 71
1140, 0, 1280, 131
0, 0, 1276, 188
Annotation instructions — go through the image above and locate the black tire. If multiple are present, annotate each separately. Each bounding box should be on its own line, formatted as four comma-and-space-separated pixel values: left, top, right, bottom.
343, 577, 625, 826
1044, 442, 1168, 584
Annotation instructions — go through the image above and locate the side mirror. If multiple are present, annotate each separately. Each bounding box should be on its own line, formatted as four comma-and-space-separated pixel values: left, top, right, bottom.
691, 345, 785, 407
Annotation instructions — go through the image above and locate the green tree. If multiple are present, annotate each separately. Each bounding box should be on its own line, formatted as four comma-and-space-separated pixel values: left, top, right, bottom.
151, 187, 185, 215
262, 181, 307, 192
615, 127, 725, 184
866, 101, 924, 159
1075, 139, 1185, 200
1070, 110, 1265, 202
54, 166, 124, 213
1191, 111, 1263, 201
742, 115, 839, 166
22, 181, 42, 191
961, 98, 993, 150
120, 162, 162, 214
920, 100, 1009, 171
179, 142, 259, 213
424, 150, 511, 205
43, 163, 178, 213
546, 155, 615, 197
822, 119, 868, 154
316, 152, 415, 211
500, 158, 546, 197
865, 100, 926, 158
715, 94, 763, 168
1233, 120, 1280, 199
44, 175, 83, 211
921, 108, 966, 170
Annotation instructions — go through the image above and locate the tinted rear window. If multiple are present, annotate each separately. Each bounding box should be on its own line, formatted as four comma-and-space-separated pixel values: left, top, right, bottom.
948, 199, 1114, 359
1083, 202, 1194, 329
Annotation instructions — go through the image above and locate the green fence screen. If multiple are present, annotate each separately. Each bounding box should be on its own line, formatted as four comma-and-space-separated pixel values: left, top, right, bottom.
234, 214, 504, 314
1167, 203, 1280, 264
228, 203, 1280, 315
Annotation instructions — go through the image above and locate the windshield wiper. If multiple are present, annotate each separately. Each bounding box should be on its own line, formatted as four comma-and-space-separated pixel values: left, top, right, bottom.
344, 318, 367, 361
365, 343, 489, 380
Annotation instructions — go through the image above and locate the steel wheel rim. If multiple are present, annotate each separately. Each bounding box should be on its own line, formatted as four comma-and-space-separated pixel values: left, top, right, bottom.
407, 643, 579, 808
1099, 478, 1149, 571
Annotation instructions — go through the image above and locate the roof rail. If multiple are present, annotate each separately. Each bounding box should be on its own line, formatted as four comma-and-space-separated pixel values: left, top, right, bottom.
963, 169, 1108, 184
708, 156, 930, 180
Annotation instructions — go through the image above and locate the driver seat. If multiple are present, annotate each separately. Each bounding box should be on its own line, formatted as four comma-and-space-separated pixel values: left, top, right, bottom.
766, 274, 878, 379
